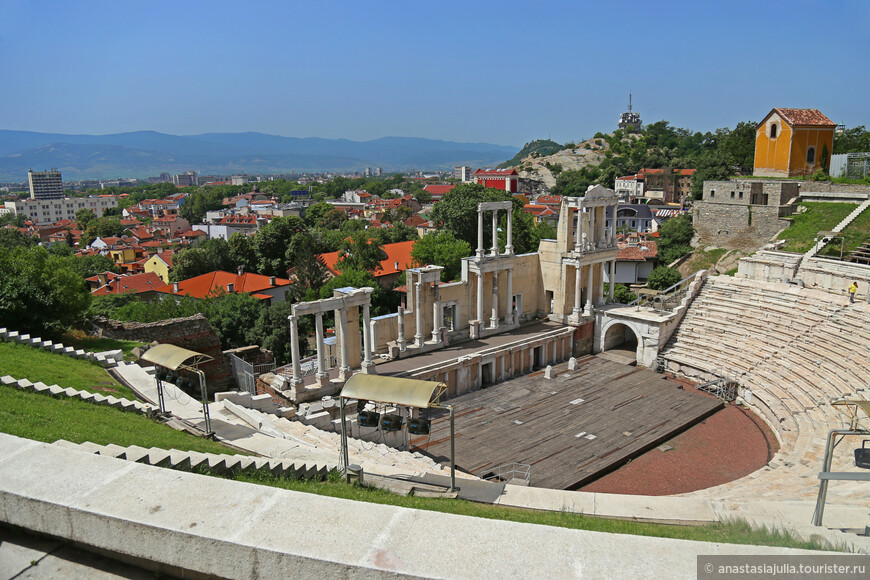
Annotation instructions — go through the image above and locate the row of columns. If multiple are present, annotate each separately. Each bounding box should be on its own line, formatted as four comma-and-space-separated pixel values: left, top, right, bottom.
407, 268, 445, 348
288, 300, 376, 387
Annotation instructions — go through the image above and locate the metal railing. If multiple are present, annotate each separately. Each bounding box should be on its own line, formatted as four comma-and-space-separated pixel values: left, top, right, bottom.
227, 353, 277, 394
627, 271, 701, 313
483, 462, 531, 485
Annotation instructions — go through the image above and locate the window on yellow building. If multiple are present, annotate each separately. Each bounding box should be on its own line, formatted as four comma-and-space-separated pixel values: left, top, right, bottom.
806, 147, 815, 164
770, 123, 778, 138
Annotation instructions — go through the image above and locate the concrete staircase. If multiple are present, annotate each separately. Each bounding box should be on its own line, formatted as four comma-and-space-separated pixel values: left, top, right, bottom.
803, 198, 870, 259
0, 327, 125, 368
51, 439, 333, 480
1, 374, 157, 415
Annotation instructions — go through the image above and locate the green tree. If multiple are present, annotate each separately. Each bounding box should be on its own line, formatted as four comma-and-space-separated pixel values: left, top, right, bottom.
75, 208, 97, 230
833, 125, 870, 154
171, 238, 235, 282
657, 213, 694, 264
411, 231, 471, 282
66, 254, 120, 279
0, 246, 92, 336
0, 213, 28, 227
429, 183, 512, 249
0, 228, 39, 249
253, 216, 307, 276
337, 230, 387, 274
286, 233, 328, 300
80, 217, 125, 247
604, 283, 637, 304
315, 269, 397, 316
647, 266, 682, 291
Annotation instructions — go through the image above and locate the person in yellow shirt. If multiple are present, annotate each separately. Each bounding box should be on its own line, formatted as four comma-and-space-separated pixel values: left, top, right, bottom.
848, 281, 858, 303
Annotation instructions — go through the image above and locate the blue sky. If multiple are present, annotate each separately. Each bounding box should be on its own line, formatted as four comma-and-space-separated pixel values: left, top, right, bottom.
1, 0, 867, 147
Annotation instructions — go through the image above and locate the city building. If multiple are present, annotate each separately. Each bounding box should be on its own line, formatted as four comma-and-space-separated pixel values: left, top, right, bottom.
453, 166, 473, 182
474, 168, 519, 192
637, 168, 695, 204
28, 169, 64, 200
605, 204, 654, 234
231, 175, 248, 186
614, 174, 644, 201
4, 195, 118, 226
753, 107, 836, 177
172, 171, 198, 187
617, 93, 642, 131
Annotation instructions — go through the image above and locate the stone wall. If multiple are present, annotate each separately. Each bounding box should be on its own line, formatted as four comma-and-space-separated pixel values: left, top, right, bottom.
799, 257, 870, 301
93, 314, 233, 393
693, 202, 791, 250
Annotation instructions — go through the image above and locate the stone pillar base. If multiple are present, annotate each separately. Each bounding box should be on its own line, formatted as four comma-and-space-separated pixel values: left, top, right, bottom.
361, 362, 378, 374
469, 320, 482, 339
337, 367, 352, 381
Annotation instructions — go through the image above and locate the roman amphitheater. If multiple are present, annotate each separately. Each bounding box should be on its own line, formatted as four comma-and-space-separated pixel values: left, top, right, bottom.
1, 185, 868, 577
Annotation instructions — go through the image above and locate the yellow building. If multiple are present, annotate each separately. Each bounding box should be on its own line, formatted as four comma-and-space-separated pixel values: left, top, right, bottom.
753, 108, 836, 177
143, 251, 173, 284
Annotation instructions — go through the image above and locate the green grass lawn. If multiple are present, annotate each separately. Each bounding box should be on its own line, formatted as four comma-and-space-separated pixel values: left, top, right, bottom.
817, 204, 870, 258
0, 384, 237, 454
681, 248, 728, 274
62, 330, 146, 361
0, 341, 137, 399
777, 202, 858, 252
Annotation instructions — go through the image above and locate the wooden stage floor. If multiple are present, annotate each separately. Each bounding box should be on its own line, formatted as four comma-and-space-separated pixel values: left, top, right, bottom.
412, 355, 723, 490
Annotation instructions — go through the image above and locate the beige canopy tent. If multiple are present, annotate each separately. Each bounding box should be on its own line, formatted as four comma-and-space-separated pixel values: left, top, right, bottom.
339, 374, 455, 490
141, 344, 214, 434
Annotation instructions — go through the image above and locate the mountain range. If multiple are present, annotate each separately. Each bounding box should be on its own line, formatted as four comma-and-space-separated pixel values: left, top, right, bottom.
0, 130, 520, 182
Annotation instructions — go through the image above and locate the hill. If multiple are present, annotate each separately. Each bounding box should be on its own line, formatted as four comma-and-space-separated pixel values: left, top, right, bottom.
497, 139, 563, 168
0, 130, 519, 181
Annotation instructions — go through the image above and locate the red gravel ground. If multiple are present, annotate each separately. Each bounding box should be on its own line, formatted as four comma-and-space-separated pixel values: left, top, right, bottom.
578, 378, 779, 496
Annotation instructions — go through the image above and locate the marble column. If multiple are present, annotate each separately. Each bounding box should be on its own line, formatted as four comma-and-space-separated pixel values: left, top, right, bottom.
490, 270, 499, 328
476, 209, 484, 258
414, 274, 424, 347
361, 304, 375, 373
505, 210, 513, 255
572, 265, 583, 320
431, 285, 442, 343
314, 312, 327, 383
491, 210, 499, 256
599, 207, 606, 248
288, 314, 302, 386
584, 264, 594, 316
337, 308, 351, 380
476, 270, 484, 327
573, 209, 582, 252
609, 260, 616, 301
396, 305, 407, 352
596, 262, 606, 306
505, 268, 513, 325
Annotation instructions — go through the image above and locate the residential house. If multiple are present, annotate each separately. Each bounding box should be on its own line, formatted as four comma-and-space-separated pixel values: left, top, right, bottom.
143, 250, 174, 284
90, 272, 165, 300
523, 204, 559, 227
422, 184, 455, 202
637, 168, 695, 204
605, 204, 654, 234
317, 240, 415, 289
604, 237, 658, 285
156, 269, 292, 305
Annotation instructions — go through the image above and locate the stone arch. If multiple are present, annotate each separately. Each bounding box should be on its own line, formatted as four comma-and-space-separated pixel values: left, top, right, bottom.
599, 319, 642, 364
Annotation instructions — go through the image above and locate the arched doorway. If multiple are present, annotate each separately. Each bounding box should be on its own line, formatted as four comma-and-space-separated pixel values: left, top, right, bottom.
601, 322, 640, 363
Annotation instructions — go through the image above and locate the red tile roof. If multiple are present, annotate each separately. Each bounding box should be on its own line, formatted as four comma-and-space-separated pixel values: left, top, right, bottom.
179, 229, 206, 238
156, 271, 291, 299
616, 240, 658, 261
770, 107, 836, 127
317, 240, 415, 278
639, 168, 696, 176
217, 215, 259, 225
92, 272, 165, 296
153, 250, 173, 268
474, 168, 518, 176
423, 184, 456, 195
86, 271, 122, 284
